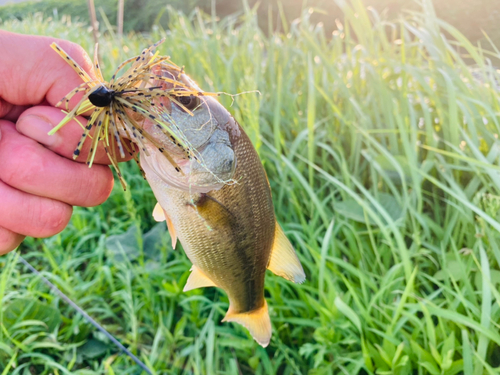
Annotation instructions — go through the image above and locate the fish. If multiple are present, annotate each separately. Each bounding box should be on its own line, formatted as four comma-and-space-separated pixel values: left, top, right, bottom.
138, 66, 306, 347
50, 41, 305, 347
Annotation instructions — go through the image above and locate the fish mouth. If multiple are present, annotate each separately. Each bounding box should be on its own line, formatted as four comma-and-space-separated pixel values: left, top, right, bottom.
114, 62, 239, 193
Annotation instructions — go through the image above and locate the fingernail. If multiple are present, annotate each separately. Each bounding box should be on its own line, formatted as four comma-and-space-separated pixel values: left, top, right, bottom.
17, 115, 60, 147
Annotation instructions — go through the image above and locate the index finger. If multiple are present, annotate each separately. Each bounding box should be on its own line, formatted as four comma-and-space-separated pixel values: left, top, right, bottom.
16, 106, 136, 164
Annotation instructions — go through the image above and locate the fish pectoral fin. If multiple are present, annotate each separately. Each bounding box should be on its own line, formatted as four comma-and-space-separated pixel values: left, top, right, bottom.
183, 265, 217, 292
267, 223, 306, 284
152, 202, 177, 249
222, 301, 271, 348
152, 202, 166, 221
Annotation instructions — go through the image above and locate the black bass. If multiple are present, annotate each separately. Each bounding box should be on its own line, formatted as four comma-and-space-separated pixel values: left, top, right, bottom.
139, 65, 305, 347
50, 41, 305, 347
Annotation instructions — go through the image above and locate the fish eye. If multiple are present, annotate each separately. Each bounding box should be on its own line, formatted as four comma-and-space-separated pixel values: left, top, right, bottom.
175, 95, 199, 111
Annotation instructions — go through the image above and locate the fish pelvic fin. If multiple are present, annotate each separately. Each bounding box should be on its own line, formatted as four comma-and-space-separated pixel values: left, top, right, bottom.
165, 215, 177, 249
152, 202, 177, 249
267, 223, 306, 284
222, 300, 271, 348
183, 265, 217, 292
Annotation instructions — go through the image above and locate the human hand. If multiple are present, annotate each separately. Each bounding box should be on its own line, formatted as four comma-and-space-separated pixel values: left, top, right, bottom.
0, 31, 133, 254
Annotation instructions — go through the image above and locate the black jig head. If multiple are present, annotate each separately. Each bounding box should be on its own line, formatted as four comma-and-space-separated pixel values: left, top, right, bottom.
89, 85, 116, 107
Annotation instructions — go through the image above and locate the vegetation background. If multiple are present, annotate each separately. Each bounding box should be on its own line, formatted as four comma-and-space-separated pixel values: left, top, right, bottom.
1, 0, 500, 46
1, 0, 500, 374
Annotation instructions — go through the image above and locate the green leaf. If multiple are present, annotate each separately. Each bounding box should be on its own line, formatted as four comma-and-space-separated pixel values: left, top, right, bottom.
334, 296, 362, 333
143, 223, 167, 260
421, 361, 441, 375
105, 225, 141, 262
445, 360, 465, 375
0, 341, 13, 356
441, 331, 455, 370
335, 193, 403, 225
374, 154, 411, 185
392, 342, 405, 369
248, 355, 259, 370
366, 341, 388, 370
462, 330, 474, 375
410, 340, 437, 368
77, 339, 109, 359
3, 299, 61, 333
434, 260, 467, 281
106, 223, 168, 265
374, 344, 392, 367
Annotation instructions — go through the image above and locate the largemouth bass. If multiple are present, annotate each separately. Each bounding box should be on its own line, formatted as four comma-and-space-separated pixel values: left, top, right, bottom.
139, 67, 306, 347
50, 40, 305, 347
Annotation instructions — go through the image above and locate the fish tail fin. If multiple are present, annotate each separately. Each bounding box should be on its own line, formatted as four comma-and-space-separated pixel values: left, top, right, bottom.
222, 300, 271, 347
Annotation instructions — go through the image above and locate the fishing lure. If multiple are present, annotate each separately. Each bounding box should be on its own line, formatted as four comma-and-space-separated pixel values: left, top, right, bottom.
49, 39, 222, 189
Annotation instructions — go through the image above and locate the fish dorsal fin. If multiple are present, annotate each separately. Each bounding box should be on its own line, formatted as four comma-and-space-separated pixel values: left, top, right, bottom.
183, 265, 217, 292
152, 203, 177, 249
222, 300, 271, 347
267, 224, 306, 284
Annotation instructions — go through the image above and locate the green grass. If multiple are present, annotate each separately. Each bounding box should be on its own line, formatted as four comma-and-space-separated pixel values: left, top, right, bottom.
2, 0, 500, 373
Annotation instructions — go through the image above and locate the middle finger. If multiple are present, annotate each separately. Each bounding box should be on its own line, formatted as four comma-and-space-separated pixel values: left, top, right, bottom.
0, 121, 114, 207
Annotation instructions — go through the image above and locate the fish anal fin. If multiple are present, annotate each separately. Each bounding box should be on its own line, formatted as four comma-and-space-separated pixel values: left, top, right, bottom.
183, 265, 217, 292
267, 224, 306, 284
153, 202, 177, 249
222, 300, 271, 348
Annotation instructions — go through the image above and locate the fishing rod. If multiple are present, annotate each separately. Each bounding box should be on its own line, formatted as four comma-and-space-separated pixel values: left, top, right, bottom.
17, 256, 153, 375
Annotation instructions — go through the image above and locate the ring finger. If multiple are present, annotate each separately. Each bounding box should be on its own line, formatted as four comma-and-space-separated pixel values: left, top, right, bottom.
0, 226, 25, 255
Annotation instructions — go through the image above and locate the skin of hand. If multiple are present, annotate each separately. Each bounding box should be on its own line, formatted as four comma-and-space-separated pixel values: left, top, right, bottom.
0, 31, 133, 254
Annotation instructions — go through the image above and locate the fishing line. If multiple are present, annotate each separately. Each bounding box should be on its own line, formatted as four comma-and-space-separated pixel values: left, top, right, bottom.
17, 255, 153, 375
